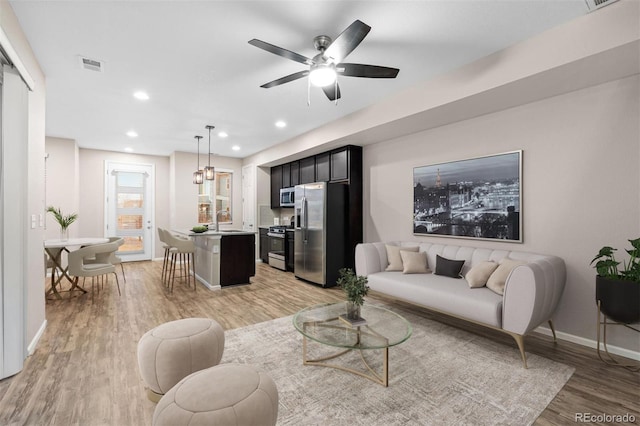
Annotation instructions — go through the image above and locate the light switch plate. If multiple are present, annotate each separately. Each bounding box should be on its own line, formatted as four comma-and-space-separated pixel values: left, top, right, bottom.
213, 245, 219, 254
31, 214, 37, 229
39, 213, 44, 227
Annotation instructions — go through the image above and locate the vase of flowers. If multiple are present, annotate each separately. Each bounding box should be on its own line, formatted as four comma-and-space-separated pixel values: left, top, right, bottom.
47, 206, 78, 241
337, 268, 369, 320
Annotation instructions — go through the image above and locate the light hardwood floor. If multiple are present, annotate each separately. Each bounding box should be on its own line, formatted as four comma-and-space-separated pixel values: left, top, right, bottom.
0, 261, 637, 425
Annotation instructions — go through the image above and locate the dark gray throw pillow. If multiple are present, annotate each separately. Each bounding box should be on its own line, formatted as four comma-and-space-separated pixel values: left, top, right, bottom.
434, 255, 465, 278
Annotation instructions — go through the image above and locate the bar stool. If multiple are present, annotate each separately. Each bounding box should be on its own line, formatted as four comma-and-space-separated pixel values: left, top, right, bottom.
157, 228, 175, 285
164, 231, 196, 292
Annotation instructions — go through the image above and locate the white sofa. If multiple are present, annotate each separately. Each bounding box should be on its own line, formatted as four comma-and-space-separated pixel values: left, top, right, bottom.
355, 241, 566, 367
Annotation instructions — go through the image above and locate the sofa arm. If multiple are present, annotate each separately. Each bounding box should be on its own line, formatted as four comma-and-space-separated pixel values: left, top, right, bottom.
355, 242, 388, 276
502, 257, 566, 335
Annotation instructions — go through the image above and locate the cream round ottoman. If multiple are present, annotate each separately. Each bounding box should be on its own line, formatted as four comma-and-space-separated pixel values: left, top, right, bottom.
137, 318, 225, 402
153, 364, 279, 426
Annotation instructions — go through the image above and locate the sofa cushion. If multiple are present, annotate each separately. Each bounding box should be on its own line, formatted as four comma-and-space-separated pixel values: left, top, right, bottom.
487, 258, 528, 295
385, 245, 419, 271
465, 261, 499, 288
400, 251, 430, 274
434, 255, 464, 278
367, 272, 504, 328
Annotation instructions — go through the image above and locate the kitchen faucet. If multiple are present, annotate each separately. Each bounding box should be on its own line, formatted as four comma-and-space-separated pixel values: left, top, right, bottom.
215, 210, 225, 232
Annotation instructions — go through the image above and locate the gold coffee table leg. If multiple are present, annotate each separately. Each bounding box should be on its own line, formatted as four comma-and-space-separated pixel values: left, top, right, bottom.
301, 321, 391, 387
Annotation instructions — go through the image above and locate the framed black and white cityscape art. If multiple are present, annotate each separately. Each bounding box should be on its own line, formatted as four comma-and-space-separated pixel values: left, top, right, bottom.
413, 151, 522, 242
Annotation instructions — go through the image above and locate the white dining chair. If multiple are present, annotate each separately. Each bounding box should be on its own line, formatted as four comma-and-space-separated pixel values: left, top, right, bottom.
85, 237, 126, 282
68, 240, 121, 299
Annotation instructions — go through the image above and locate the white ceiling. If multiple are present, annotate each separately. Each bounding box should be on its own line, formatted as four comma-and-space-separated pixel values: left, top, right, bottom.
9, 1, 587, 158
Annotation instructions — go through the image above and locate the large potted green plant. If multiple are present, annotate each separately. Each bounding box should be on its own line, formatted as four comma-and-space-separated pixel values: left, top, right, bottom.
590, 238, 640, 324
47, 206, 78, 241
337, 268, 369, 320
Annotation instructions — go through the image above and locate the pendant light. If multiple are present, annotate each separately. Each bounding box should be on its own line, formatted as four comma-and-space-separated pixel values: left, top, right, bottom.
204, 125, 215, 180
193, 135, 203, 184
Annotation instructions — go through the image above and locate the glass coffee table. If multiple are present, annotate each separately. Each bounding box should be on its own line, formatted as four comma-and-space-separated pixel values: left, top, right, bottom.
293, 302, 412, 386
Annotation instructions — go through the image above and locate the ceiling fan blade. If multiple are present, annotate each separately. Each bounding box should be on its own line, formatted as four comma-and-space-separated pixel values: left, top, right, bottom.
323, 20, 371, 63
260, 70, 310, 88
337, 63, 400, 78
248, 39, 313, 65
322, 83, 341, 101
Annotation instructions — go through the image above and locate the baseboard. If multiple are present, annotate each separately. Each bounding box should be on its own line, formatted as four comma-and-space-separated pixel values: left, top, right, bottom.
27, 319, 48, 356
535, 325, 640, 361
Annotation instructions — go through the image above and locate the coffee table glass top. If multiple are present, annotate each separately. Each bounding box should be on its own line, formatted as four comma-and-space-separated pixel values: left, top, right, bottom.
293, 302, 412, 350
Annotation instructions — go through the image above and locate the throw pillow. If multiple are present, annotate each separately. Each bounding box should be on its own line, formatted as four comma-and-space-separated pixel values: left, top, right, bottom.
465, 261, 499, 288
400, 250, 430, 274
385, 245, 419, 271
486, 258, 528, 295
434, 255, 465, 278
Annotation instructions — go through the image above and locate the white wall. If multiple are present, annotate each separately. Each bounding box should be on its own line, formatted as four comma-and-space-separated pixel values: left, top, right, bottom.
364, 75, 640, 352
1, 0, 47, 353
240, 1, 639, 355
77, 148, 170, 259
44, 137, 79, 240
170, 151, 243, 231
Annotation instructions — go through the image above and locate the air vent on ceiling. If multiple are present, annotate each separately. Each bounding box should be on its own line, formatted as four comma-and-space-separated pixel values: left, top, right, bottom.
584, 0, 619, 12
78, 55, 104, 72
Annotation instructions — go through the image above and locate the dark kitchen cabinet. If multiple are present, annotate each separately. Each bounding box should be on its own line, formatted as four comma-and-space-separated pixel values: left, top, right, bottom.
330, 148, 349, 182
315, 152, 330, 182
259, 228, 269, 263
282, 163, 291, 188
220, 234, 256, 286
268, 144, 362, 270
290, 161, 300, 186
270, 165, 282, 208
286, 231, 295, 271
299, 157, 315, 184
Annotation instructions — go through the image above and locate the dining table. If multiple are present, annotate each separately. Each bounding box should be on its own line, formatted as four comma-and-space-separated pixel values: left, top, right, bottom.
44, 237, 109, 299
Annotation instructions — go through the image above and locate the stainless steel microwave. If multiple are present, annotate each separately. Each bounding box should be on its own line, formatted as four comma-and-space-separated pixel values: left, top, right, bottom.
279, 187, 295, 207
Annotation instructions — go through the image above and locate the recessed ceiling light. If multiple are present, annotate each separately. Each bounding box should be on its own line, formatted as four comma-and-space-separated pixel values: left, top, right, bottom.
126, 130, 138, 138
124, 147, 134, 153
133, 91, 149, 100
275, 120, 286, 128
218, 131, 228, 138
231, 145, 240, 151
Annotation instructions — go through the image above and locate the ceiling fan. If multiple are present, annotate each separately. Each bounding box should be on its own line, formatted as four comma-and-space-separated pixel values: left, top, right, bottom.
248, 20, 399, 103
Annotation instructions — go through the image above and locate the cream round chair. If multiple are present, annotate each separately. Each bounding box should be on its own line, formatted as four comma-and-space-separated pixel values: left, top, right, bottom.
137, 318, 225, 402
152, 364, 278, 426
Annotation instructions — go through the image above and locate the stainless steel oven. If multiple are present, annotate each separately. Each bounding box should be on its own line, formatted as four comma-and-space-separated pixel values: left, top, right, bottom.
267, 226, 287, 270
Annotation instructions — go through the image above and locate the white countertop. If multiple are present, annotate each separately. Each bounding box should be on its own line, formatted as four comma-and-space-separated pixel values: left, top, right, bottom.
174, 229, 256, 237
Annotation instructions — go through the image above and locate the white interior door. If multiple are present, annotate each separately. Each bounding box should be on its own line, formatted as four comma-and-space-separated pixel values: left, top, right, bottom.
242, 164, 255, 232
105, 161, 155, 261
0, 66, 27, 379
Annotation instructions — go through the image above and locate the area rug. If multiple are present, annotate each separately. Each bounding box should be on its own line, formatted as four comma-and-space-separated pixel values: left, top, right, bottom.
220, 304, 574, 426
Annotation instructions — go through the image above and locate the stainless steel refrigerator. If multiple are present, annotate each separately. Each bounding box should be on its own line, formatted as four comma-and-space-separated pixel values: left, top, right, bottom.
294, 182, 347, 287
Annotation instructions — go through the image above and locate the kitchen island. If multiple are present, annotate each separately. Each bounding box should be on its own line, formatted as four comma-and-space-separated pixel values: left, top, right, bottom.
175, 230, 256, 290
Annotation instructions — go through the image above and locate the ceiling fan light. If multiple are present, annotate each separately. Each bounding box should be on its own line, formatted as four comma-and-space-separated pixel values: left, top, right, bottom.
309, 66, 337, 87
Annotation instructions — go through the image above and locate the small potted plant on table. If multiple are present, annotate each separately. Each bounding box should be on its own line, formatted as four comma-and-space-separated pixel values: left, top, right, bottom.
337, 268, 369, 321
591, 238, 640, 324
47, 206, 78, 241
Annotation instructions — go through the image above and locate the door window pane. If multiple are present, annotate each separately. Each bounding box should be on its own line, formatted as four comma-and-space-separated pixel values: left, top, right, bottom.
117, 171, 144, 188
118, 214, 143, 230
120, 236, 143, 253
117, 193, 143, 209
